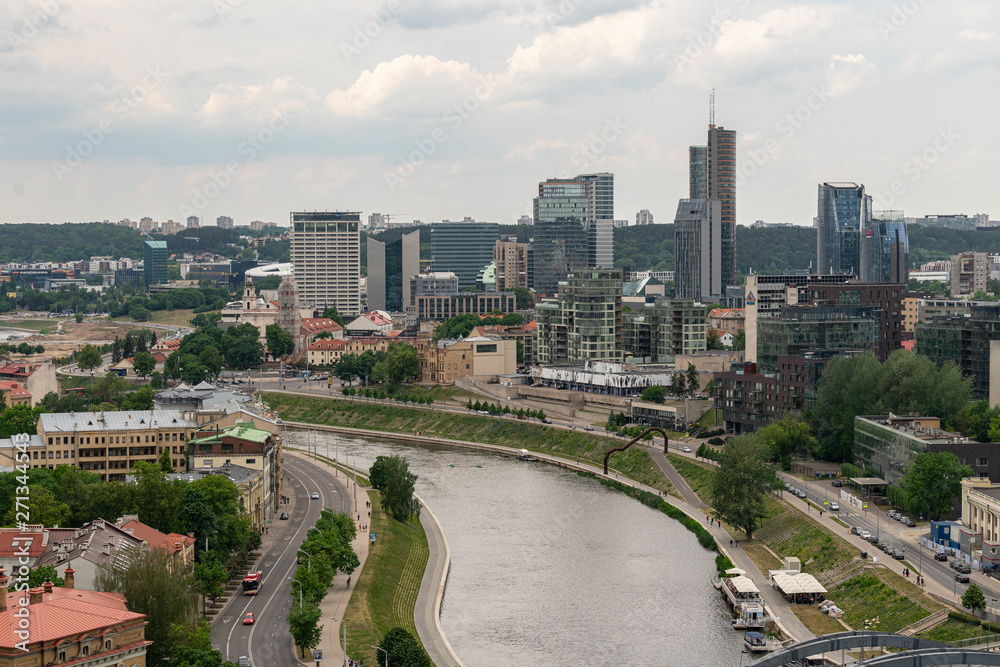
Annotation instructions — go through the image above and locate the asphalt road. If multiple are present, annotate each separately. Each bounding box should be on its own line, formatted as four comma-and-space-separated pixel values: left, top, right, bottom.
214, 455, 350, 667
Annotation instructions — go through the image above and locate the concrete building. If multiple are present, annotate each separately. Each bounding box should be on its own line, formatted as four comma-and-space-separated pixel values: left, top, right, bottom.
0, 362, 60, 408
430, 222, 498, 291
416, 333, 516, 384
469, 321, 537, 366
367, 230, 420, 312
494, 238, 530, 292
708, 125, 737, 286
635, 209, 654, 226
306, 336, 410, 367
152, 382, 253, 412
411, 291, 516, 322
410, 272, 459, 299
674, 198, 722, 300
142, 240, 167, 287
950, 252, 989, 298
960, 477, 1000, 565
0, 381, 30, 407
536, 268, 623, 365
816, 182, 871, 276
187, 215, 200, 228
216, 215, 234, 229
622, 299, 707, 362
33, 518, 146, 591
290, 211, 361, 316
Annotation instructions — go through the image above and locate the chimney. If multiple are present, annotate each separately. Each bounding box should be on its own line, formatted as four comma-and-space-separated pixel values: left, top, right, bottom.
42, 580, 53, 594
29, 586, 44, 605
64, 566, 75, 589
0, 568, 7, 612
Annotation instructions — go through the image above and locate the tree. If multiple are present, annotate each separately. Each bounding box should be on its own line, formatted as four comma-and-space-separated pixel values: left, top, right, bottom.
129, 304, 151, 321
640, 385, 667, 404
730, 329, 746, 351
962, 582, 987, 617
288, 603, 323, 658
686, 363, 700, 394
314, 330, 334, 340
77, 344, 103, 372
2, 486, 70, 527
512, 286, 533, 310
199, 346, 224, 378
322, 306, 345, 327
166, 619, 238, 667
706, 330, 725, 350
222, 323, 264, 370
710, 433, 781, 539
96, 547, 198, 665
372, 343, 419, 384
757, 415, 817, 469
74, 312, 84, 323
672, 372, 687, 397
901, 452, 972, 521
372, 454, 419, 521
120, 386, 156, 410
89, 373, 130, 406
132, 351, 156, 378
380, 627, 432, 667
159, 448, 173, 472
0, 403, 46, 437
265, 324, 295, 362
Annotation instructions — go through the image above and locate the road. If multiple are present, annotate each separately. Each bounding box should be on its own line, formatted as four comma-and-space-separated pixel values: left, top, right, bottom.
214, 455, 351, 666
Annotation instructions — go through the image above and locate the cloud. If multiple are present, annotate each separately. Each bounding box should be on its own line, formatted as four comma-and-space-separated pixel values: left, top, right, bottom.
825, 53, 876, 97
959, 29, 994, 41
197, 75, 318, 125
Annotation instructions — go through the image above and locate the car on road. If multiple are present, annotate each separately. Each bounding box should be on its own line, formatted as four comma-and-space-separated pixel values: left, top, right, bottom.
243, 612, 254, 625
882, 545, 894, 556
892, 550, 905, 560
238, 658, 249, 667
829, 502, 839, 511
849, 526, 859, 535
280, 512, 289, 520
887, 510, 898, 519
478, 410, 490, 415
935, 552, 948, 561
310, 492, 319, 500
860, 530, 871, 540
516, 415, 527, 420
831, 479, 842, 487
681, 446, 692, 453
542, 418, 552, 424
584, 425, 594, 431
795, 489, 807, 499
956, 573, 970, 583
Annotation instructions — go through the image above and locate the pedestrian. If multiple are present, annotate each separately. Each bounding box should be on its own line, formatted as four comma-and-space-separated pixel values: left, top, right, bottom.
730, 539, 733, 547
347, 576, 351, 587
735, 540, 739, 548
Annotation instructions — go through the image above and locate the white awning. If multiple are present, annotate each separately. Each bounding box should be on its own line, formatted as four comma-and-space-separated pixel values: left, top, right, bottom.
726, 567, 747, 576
771, 572, 827, 595
729, 575, 760, 594
772, 573, 805, 594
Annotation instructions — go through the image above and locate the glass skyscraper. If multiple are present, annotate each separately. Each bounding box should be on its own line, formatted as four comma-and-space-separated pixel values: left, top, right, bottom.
367, 229, 420, 312
689, 124, 735, 286
532, 179, 590, 296
860, 212, 909, 284
430, 222, 499, 291
816, 182, 872, 276
688, 146, 708, 199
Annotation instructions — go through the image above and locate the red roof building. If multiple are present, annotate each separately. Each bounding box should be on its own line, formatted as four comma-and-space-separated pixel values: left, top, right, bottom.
0, 381, 31, 406
115, 516, 196, 573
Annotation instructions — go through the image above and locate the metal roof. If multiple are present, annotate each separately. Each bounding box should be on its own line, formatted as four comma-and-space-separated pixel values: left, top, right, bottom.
40, 410, 200, 433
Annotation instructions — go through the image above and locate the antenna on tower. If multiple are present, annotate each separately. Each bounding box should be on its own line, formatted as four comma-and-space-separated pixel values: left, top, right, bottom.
710, 87, 716, 127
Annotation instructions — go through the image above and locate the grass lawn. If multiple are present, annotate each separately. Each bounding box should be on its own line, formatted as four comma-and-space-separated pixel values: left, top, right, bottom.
830, 570, 934, 633
344, 490, 429, 666
1, 318, 61, 334
749, 500, 856, 573
665, 453, 717, 499
919, 617, 991, 643
387, 384, 476, 404
264, 393, 673, 493
110, 309, 199, 326
795, 604, 849, 636
740, 542, 783, 574
695, 407, 724, 429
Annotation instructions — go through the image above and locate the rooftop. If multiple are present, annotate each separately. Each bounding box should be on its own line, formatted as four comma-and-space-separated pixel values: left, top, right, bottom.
40, 410, 201, 433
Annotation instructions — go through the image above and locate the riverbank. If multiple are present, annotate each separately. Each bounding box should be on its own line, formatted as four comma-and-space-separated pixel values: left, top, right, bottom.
267, 393, 672, 493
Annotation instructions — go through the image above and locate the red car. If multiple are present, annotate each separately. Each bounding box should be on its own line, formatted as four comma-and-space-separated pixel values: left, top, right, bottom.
243, 612, 254, 625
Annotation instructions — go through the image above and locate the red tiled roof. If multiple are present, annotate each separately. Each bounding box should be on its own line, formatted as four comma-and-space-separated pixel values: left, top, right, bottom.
0, 381, 31, 399
301, 318, 343, 333
900, 340, 915, 351
0, 362, 34, 378
523, 320, 537, 330
359, 312, 392, 326
118, 519, 190, 556
0, 588, 147, 648
0, 529, 47, 559
308, 339, 346, 351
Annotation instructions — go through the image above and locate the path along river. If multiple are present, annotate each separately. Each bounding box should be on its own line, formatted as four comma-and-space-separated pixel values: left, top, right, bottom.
286, 430, 746, 666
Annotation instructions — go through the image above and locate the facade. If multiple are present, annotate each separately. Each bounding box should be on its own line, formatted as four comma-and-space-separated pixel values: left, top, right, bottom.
142, 241, 167, 287
469, 322, 536, 366
0, 381, 30, 407
532, 179, 590, 296
622, 299, 707, 362
35, 410, 202, 481
306, 336, 409, 367
290, 211, 361, 316
708, 126, 737, 286
756, 306, 879, 373
707, 308, 745, 334
411, 291, 516, 322
187, 215, 200, 228
860, 212, 909, 284
345, 311, 393, 334
960, 478, 1000, 564
631, 400, 713, 432
367, 230, 420, 312
803, 282, 906, 361
950, 252, 989, 297
578, 172, 615, 269
536, 269, 623, 365
816, 182, 871, 276
0, 362, 57, 408
216, 215, 234, 229
673, 198, 723, 300
410, 272, 459, 300
416, 333, 516, 384
494, 239, 530, 292
0, 568, 151, 667
181, 262, 231, 284
688, 145, 708, 199
429, 222, 499, 291
33, 518, 146, 591
636, 209, 654, 226
917, 303, 1000, 399
115, 516, 196, 573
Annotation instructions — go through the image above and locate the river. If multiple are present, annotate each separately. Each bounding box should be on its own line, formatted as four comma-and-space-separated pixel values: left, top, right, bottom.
287, 430, 746, 666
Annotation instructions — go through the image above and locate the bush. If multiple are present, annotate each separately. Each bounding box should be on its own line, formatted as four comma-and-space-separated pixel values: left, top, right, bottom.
708, 437, 724, 446
841, 462, 865, 478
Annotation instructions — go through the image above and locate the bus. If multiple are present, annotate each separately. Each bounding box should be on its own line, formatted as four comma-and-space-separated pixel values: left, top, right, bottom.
242, 571, 262, 595
62, 388, 86, 396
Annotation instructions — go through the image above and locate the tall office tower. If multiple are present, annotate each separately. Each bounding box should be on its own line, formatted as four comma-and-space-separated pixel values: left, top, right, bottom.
186, 215, 200, 228
494, 238, 530, 292
688, 146, 708, 198
708, 125, 737, 285
860, 211, 909, 284
217, 215, 234, 229
143, 240, 168, 286
816, 182, 872, 275
636, 209, 654, 226
429, 222, 499, 291
673, 199, 722, 300
578, 172, 615, 269
532, 179, 590, 296
367, 230, 420, 312
290, 211, 361, 317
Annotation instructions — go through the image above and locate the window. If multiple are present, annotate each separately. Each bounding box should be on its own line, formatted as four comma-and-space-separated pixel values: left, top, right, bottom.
203, 459, 212, 466
58, 651, 66, 662
82, 646, 89, 657
246, 458, 256, 464
978, 458, 989, 467
105, 640, 111, 650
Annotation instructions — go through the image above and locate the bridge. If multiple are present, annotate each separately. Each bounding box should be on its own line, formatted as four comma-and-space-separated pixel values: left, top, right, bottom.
749, 630, 999, 666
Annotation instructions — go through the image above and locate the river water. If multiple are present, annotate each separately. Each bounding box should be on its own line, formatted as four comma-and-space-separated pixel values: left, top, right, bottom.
287, 430, 746, 666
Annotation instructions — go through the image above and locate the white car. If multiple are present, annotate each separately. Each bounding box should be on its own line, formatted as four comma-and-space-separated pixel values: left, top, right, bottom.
681, 446, 692, 453
860, 530, 871, 541
829, 502, 840, 511
310, 492, 319, 500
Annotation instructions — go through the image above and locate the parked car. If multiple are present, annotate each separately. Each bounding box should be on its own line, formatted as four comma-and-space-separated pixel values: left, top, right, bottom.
892, 550, 905, 560
957, 563, 971, 574
831, 480, 842, 487
950, 559, 961, 570
956, 573, 971, 584
904, 518, 916, 527
517, 415, 527, 420
882, 545, 895, 556
860, 530, 872, 541
243, 612, 254, 625
584, 425, 594, 431
887, 510, 898, 519
850, 526, 859, 535
796, 489, 807, 499
829, 502, 840, 511
280, 512, 289, 520
238, 658, 250, 667
935, 552, 948, 561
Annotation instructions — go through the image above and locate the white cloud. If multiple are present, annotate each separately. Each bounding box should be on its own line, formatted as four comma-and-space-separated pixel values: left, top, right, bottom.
825, 53, 876, 97
198, 76, 318, 125
959, 29, 994, 41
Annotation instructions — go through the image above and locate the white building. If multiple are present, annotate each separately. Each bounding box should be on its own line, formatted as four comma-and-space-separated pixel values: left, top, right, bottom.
290, 211, 361, 317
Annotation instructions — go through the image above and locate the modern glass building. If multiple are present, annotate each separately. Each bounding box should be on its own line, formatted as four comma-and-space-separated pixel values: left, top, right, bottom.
622, 298, 706, 362
708, 126, 737, 287
756, 305, 879, 373
367, 230, 419, 312
816, 182, 872, 276
860, 211, 909, 284
536, 268, 623, 364
917, 303, 1000, 399
142, 240, 168, 286
532, 180, 590, 296
430, 222, 499, 291
290, 211, 361, 316
673, 198, 722, 300
688, 146, 708, 199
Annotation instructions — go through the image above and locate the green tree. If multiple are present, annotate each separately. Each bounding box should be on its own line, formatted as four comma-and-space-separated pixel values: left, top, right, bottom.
954, 400, 1000, 442
511, 286, 533, 310
120, 386, 156, 410
77, 344, 103, 372
710, 433, 781, 539
74, 312, 84, 323
129, 304, 151, 321
706, 330, 724, 350
901, 452, 972, 521
199, 346, 224, 378
962, 582, 987, 617
166, 619, 238, 667
372, 343, 419, 384
380, 627, 432, 667
159, 448, 173, 472
372, 454, 419, 522
640, 385, 667, 404
2, 485, 70, 527
730, 329, 746, 351
321, 306, 345, 327
757, 415, 817, 469
672, 372, 687, 397
686, 363, 700, 394
193, 555, 228, 610
131, 461, 182, 531
89, 372, 130, 406
132, 351, 156, 378
96, 547, 198, 665
265, 323, 295, 362
288, 602, 323, 658
0, 403, 46, 437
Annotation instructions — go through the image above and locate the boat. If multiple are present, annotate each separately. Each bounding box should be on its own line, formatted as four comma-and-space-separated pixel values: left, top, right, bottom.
517, 449, 539, 462
744, 631, 770, 652
719, 572, 768, 629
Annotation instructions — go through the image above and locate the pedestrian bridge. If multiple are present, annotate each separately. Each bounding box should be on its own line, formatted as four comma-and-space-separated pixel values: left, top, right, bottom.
750, 630, 999, 666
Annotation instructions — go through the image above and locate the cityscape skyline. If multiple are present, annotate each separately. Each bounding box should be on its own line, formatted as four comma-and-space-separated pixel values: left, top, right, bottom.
0, 1, 996, 227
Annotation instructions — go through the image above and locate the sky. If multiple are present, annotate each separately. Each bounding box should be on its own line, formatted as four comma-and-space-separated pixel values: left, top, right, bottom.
0, 0, 996, 228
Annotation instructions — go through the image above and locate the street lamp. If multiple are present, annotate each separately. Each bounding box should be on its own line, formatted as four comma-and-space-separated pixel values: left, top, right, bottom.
289, 577, 303, 611
372, 645, 387, 667
332, 617, 348, 667
298, 548, 312, 571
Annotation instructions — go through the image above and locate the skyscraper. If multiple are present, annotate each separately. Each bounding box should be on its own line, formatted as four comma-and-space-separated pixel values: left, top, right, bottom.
578, 172, 615, 269
688, 146, 708, 199
536, 268, 623, 364
673, 198, 722, 300
143, 240, 168, 286
708, 125, 736, 286
290, 211, 361, 316
816, 182, 872, 275
367, 230, 420, 312
532, 179, 590, 296
430, 222, 499, 290
860, 212, 909, 284
186, 215, 200, 228
494, 238, 530, 292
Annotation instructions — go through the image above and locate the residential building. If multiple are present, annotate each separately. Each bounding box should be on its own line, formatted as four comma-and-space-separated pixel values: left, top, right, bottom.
346, 311, 393, 334
917, 303, 1000, 399
536, 268, 623, 365
306, 336, 408, 367
907, 213, 988, 231
469, 321, 537, 366
216, 215, 234, 229
707, 308, 745, 334
430, 222, 498, 291
494, 238, 530, 292
0, 381, 30, 407
290, 211, 361, 316
153, 382, 252, 412
142, 240, 167, 287
635, 209, 654, 226
912, 298, 974, 329
115, 515, 196, 572
532, 179, 590, 296
186, 215, 200, 228
367, 230, 420, 312
35, 410, 202, 480
410, 272, 459, 299
756, 306, 879, 373
0, 361, 57, 407
860, 211, 909, 284
416, 333, 516, 384
411, 291, 516, 322
802, 282, 906, 361
950, 252, 989, 298
622, 299, 707, 362
33, 518, 146, 590
709, 125, 737, 286
673, 198, 723, 300
0, 566, 151, 666
578, 172, 615, 269
816, 182, 871, 276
